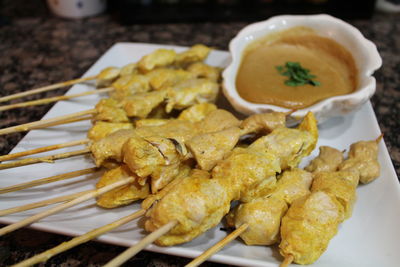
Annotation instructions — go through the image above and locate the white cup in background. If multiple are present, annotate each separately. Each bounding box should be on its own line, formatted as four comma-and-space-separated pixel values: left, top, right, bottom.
46, 0, 106, 19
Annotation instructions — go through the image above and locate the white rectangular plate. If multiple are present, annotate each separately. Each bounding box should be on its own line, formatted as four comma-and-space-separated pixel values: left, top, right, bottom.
1, 43, 399, 267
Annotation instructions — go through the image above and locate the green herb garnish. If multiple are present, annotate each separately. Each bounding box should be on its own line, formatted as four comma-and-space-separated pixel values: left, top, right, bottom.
276, 62, 321, 87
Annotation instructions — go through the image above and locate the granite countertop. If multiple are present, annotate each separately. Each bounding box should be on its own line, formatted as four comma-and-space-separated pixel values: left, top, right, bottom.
0, 0, 399, 266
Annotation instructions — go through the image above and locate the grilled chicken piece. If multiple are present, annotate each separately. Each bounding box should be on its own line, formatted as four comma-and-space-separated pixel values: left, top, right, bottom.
229, 197, 288, 246
271, 169, 313, 205
110, 74, 151, 100
248, 113, 317, 176
186, 127, 242, 171
147, 68, 195, 90
88, 121, 133, 141
338, 139, 381, 184
187, 62, 221, 82
279, 142, 369, 265
123, 90, 167, 118
138, 49, 177, 73
96, 66, 120, 87
96, 164, 149, 208
226, 169, 312, 246
280, 191, 343, 265
120, 63, 137, 77
177, 103, 217, 122
122, 136, 181, 179
175, 44, 211, 66
141, 164, 192, 210
198, 109, 241, 134
165, 78, 219, 113
94, 98, 129, 123
311, 170, 358, 220
135, 118, 169, 128
305, 146, 344, 173
90, 129, 137, 166
240, 112, 287, 134
145, 169, 232, 246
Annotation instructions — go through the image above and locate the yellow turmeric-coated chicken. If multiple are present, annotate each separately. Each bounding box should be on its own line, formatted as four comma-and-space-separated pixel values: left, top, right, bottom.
229, 197, 288, 246
165, 78, 219, 113
96, 66, 121, 87
147, 68, 195, 91
280, 191, 343, 265
177, 103, 217, 122
110, 74, 152, 100
119, 63, 137, 77
94, 98, 129, 123
87, 121, 134, 141
270, 168, 313, 205
186, 127, 242, 171
305, 146, 344, 173
187, 62, 221, 82
137, 48, 177, 73
90, 129, 137, 166
240, 112, 287, 135
311, 170, 359, 220
338, 138, 381, 184
175, 44, 211, 66
279, 137, 381, 265
145, 169, 232, 246
123, 90, 167, 118
96, 164, 149, 208
228, 140, 345, 249
226, 168, 312, 246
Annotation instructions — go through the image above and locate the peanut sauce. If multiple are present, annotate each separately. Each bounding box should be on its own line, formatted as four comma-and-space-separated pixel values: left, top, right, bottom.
235, 27, 358, 109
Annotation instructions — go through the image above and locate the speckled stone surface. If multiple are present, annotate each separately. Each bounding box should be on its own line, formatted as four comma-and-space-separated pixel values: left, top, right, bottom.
0, 0, 399, 266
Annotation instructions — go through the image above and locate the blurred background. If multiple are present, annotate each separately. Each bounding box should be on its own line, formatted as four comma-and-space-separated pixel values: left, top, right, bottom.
1, 0, 395, 24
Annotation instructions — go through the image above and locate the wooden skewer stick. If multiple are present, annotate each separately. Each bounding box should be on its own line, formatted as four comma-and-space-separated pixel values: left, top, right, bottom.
12, 209, 146, 267
0, 176, 135, 236
0, 75, 97, 103
185, 223, 249, 267
0, 148, 91, 170
0, 189, 94, 217
31, 115, 92, 129
0, 167, 98, 194
280, 254, 294, 267
103, 220, 178, 267
0, 87, 113, 112
0, 139, 89, 162
0, 108, 96, 136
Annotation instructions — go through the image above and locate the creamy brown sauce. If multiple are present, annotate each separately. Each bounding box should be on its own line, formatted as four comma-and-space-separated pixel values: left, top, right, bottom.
236, 27, 358, 109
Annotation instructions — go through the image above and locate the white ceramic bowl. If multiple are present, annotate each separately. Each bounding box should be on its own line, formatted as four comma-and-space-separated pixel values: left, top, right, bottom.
222, 14, 382, 124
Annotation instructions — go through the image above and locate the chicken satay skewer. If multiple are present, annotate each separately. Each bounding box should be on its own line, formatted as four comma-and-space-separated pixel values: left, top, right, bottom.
185, 224, 249, 267
0, 87, 113, 112
10, 166, 192, 266
279, 136, 382, 265
12, 209, 146, 267
0, 176, 135, 236
0, 75, 97, 103
186, 144, 343, 266
103, 114, 317, 265
8, 112, 308, 266
0, 44, 212, 110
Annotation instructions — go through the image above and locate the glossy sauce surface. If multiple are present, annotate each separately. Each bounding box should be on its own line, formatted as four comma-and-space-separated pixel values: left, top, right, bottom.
236, 27, 358, 109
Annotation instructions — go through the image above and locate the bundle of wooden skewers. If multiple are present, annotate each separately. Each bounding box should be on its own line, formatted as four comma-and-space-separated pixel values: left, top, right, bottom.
0, 44, 383, 267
